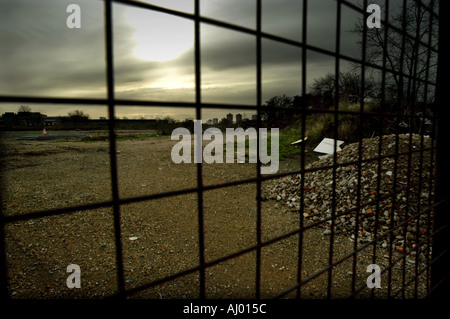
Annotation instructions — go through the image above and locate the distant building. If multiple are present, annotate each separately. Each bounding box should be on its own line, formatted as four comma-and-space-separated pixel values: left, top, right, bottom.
99, 117, 107, 120
43, 116, 61, 126
1, 112, 16, 124
213, 118, 218, 125
236, 114, 242, 124
226, 113, 233, 123
20, 112, 47, 126
251, 114, 257, 121
2, 112, 47, 126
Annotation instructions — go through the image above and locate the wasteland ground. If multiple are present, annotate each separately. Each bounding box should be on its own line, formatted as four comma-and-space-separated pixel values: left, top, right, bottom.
0, 131, 425, 299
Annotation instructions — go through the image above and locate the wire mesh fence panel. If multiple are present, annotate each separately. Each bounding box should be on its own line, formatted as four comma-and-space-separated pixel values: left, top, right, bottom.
0, 0, 447, 300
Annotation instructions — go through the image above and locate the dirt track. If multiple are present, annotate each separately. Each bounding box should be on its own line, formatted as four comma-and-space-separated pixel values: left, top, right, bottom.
0, 131, 425, 298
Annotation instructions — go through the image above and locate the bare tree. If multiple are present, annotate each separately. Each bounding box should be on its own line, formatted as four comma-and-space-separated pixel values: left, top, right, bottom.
261, 95, 296, 127
68, 110, 90, 119
309, 73, 336, 108
309, 71, 376, 107
18, 105, 31, 113
353, 0, 438, 114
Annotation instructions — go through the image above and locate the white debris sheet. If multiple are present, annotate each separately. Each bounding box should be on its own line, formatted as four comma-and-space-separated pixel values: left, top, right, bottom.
313, 138, 344, 154
290, 136, 308, 145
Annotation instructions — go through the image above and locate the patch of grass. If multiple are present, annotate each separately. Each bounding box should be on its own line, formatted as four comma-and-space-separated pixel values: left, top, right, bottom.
219, 131, 302, 161
278, 129, 302, 159
208, 104, 380, 162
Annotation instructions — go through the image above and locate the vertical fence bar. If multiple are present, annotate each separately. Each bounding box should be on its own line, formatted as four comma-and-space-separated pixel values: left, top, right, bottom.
399, 0, 410, 299
413, 1, 432, 293
401, 118, 414, 298
401, 1, 427, 290
351, 0, 368, 298
388, 120, 401, 298
327, 0, 341, 299
425, 116, 436, 295
296, 0, 308, 300
255, 0, 262, 299
387, 0, 407, 298
430, 0, 450, 299
410, 2, 426, 297
371, 0, 390, 299
0, 121, 7, 298
194, 0, 206, 299
0, 191, 7, 299
414, 117, 425, 298
104, 0, 126, 298
423, 0, 435, 295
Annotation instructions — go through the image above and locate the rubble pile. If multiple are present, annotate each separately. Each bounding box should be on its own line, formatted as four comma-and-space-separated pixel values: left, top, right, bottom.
264, 134, 435, 253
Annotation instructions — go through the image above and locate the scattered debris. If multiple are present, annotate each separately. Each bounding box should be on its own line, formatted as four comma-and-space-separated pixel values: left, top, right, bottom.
291, 136, 308, 145
313, 138, 345, 155
264, 134, 434, 252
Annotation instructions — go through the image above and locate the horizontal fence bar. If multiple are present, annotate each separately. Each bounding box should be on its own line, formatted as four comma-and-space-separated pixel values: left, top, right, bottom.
0, 95, 438, 120
2, 145, 436, 224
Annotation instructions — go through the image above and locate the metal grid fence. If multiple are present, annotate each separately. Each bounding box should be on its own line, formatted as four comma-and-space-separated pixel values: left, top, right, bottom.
0, 0, 448, 300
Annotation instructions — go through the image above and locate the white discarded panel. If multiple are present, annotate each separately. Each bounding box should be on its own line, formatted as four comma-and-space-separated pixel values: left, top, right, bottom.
291, 136, 308, 145
313, 138, 344, 154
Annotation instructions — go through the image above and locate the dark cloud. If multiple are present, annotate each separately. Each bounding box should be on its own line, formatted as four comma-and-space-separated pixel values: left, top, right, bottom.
201, 0, 256, 29
1, 0, 377, 119
198, 0, 363, 75
262, 0, 303, 40
0, 0, 105, 97
200, 25, 256, 71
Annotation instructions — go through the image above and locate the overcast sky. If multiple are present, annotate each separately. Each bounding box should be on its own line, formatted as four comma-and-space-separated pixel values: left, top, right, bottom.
0, 0, 400, 121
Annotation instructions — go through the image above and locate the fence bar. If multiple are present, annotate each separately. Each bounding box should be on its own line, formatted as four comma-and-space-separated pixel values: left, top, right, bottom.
0, 94, 439, 120
430, 0, 450, 299
351, 0, 368, 297
2, 146, 435, 226
296, 0, 308, 300
104, 0, 126, 298
424, 1, 436, 296
0, 169, 8, 298
255, 0, 262, 299
370, 0, 390, 298
193, 0, 206, 299
372, 0, 386, 298
326, 0, 342, 299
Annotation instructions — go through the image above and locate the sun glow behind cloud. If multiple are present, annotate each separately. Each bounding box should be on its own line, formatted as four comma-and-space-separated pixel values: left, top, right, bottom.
124, 7, 194, 62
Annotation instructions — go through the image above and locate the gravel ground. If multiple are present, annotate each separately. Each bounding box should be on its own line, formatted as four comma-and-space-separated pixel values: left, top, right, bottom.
264, 134, 434, 276
0, 131, 431, 299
